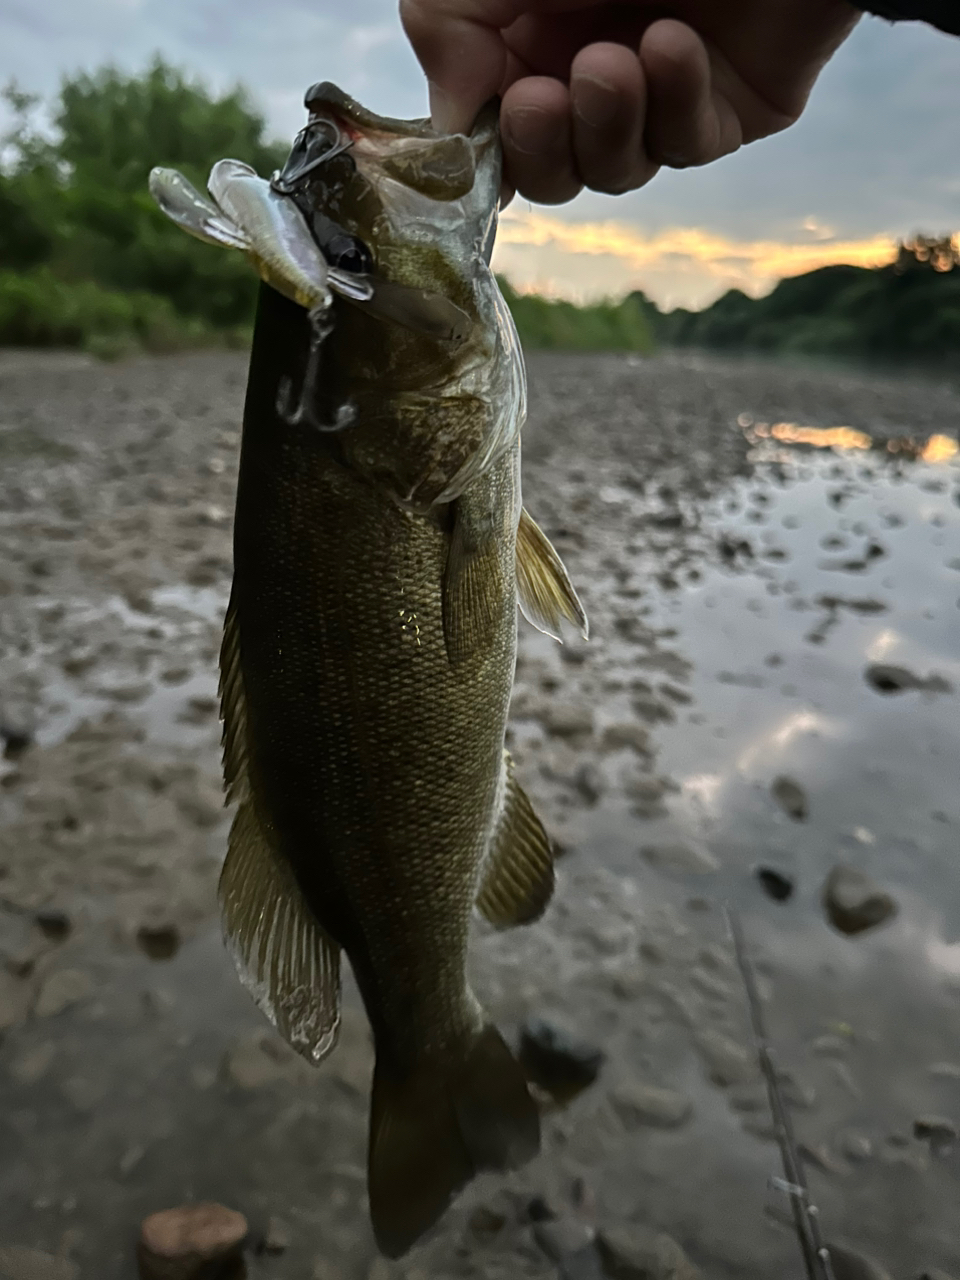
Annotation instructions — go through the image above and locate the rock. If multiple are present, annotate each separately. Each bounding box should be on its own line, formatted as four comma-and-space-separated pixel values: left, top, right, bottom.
573, 762, 604, 804
33, 968, 93, 1017
928, 1061, 960, 1079
0, 1248, 78, 1280
601, 723, 651, 755
822, 866, 897, 936
639, 843, 718, 874
799, 1142, 849, 1176
826, 1244, 893, 1280
755, 866, 794, 902
864, 664, 952, 696
771, 775, 807, 821
611, 1082, 692, 1129
518, 1017, 605, 1099
137, 923, 181, 961
812, 1034, 850, 1058
0, 970, 32, 1031
541, 704, 594, 740
467, 1205, 507, 1238
695, 1030, 757, 1087
34, 909, 71, 941
138, 1203, 247, 1280
261, 1215, 292, 1255
918, 1270, 959, 1280
838, 1129, 873, 1162
9, 1041, 56, 1085
913, 1114, 958, 1150
597, 1224, 700, 1280
534, 1218, 596, 1261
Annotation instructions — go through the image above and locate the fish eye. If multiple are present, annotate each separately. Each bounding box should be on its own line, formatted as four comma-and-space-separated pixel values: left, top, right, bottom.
327, 234, 373, 275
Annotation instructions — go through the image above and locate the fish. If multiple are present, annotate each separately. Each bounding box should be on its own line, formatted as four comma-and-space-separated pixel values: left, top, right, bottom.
150, 82, 587, 1256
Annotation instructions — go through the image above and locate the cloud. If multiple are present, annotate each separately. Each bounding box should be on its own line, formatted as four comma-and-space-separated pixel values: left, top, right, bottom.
492, 209, 900, 309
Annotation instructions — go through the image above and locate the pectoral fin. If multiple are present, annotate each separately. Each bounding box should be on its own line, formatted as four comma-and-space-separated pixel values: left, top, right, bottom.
515, 507, 588, 643
476, 751, 555, 928
218, 599, 341, 1064
149, 167, 250, 250
443, 500, 505, 666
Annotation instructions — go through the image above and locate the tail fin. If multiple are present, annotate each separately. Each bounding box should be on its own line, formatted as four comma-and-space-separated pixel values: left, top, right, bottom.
368, 1024, 540, 1257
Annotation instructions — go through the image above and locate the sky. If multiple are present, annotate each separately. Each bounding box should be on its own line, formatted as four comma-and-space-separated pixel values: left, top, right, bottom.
2, 0, 959, 309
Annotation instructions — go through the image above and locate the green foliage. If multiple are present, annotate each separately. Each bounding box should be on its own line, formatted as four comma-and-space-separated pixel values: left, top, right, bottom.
0, 61, 288, 344
654, 239, 960, 363
498, 277, 656, 352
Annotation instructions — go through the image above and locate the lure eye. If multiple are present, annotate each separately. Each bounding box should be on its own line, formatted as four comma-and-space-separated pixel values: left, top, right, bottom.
327, 234, 373, 274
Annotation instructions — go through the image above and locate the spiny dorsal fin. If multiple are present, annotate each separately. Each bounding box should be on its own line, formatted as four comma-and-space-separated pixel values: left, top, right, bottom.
515, 507, 588, 643
443, 499, 506, 666
218, 597, 341, 1064
476, 751, 555, 928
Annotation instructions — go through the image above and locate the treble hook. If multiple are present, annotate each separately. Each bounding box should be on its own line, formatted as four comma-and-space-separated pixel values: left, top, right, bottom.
271, 122, 355, 196
276, 305, 356, 434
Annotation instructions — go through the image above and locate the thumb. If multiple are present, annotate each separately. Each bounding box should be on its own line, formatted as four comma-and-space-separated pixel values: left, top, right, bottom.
400, 0, 511, 133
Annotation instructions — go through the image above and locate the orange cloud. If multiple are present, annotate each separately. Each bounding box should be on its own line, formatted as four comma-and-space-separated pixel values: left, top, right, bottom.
493, 208, 901, 308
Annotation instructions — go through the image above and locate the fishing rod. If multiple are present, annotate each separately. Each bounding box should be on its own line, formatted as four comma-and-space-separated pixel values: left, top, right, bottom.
725, 906, 837, 1280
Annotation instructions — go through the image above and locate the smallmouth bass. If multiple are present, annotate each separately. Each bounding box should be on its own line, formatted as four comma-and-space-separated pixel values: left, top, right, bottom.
151, 83, 586, 1256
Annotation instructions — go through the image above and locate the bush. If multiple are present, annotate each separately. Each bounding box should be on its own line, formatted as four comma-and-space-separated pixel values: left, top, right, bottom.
499, 278, 656, 352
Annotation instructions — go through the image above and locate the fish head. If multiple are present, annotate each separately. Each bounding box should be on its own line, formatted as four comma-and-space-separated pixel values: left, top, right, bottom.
273, 83, 525, 510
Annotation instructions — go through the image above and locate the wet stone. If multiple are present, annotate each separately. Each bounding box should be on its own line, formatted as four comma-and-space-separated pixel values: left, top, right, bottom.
755, 866, 794, 902
9, 1041, 56, 1086
0, 1247, 79, 1280
541, 704, 595, 740
223, 1029, 314, 1089
534, 1218, 596, 1261
695, 1029, 757, 1087
137, 1203, 247, 1280
610, 1081, 692, 1129
600, 723, 652, 755
826, 1244, 893, 1280
770, 775, 807, 821
519, 1017, 605, 1099
839, 1129, 874, 1162
261, 1215, 292, 1255
639, 843, 718, 875
822, 866, 897, 936
596, 1224, 700, 1280
467, 1205, 507, 1239
812, 1034, 850, 1058
33, 968, 93, 1018
0, 970, 33, 1031
0, 722, 34, 759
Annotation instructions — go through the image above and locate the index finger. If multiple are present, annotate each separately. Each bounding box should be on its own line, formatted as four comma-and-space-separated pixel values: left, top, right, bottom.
400, 0, 518, 133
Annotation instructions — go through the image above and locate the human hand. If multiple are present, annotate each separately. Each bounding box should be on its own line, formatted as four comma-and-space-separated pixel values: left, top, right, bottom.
400, 0, 860, 203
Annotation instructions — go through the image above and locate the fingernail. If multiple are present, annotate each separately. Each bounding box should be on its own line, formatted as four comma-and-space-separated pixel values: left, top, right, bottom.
504, 106, 559, 156
572, 75, 619, 130
429, 81, 457, 134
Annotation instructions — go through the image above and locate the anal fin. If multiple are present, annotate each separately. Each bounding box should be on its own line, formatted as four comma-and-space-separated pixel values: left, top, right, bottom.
477, 751, 555, 928
218, 597, 341, 1064
516, 507, 588, 643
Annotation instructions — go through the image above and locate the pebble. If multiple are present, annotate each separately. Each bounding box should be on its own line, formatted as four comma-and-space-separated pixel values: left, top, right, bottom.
0, 1248, 78, 1280
928, 1061, 960, 1080
0, 971, 32, 1031
799, 1141, 849, 1176
33, 969, 93, 1018
838, 1129, 874, 1161
0, 722, 34, 758
600, 723, 652, 755
826, 1244, 893, 1280
9, 1041, 56, 1085
518, 1017, 605, 1099
137, 1203, 247, 1280
755, 866, 794, 902
770, 775, 807, 821
695, 1030, 757, 1086
534, 1218, 596, 1261
639, 843, 718, 875
261, 1215, 292, 1255
541, 703, 595, 740
610, 1081, 692, 1129
223, 1030, 314, 1089
467, 1206, 507, 1238
812, 1034, 850, 1058
596, 1224, 700, 1280
822, 866, 897, 936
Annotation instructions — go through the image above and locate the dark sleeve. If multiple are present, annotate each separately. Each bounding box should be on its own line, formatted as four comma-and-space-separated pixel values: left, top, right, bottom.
858, 1, 960, 35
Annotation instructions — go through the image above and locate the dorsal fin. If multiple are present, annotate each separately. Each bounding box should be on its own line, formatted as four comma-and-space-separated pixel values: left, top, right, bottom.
476, 751, 555, 928
218, 598, 341, 1063
515, 508, 588, 643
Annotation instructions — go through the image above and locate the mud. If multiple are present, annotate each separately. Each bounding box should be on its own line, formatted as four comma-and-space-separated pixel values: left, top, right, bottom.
1, 347, 959, 1279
